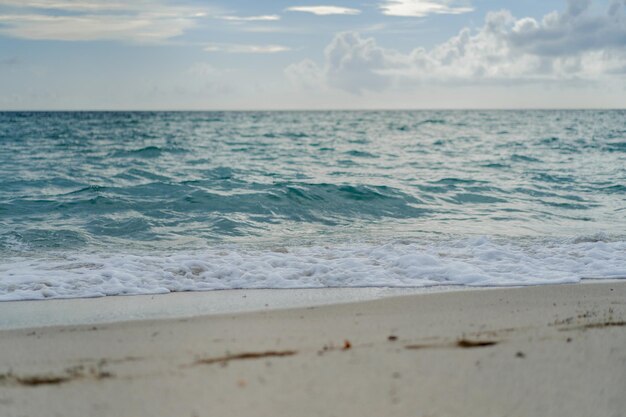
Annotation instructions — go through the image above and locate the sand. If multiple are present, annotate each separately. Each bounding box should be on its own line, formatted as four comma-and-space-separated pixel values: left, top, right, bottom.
0, 281, 625, 417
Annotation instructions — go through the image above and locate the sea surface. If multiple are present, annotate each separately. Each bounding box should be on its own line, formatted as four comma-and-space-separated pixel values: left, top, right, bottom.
1, 110, 625, 300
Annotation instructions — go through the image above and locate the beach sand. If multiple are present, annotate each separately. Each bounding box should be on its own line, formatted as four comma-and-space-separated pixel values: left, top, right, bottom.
1, 281, 625, 417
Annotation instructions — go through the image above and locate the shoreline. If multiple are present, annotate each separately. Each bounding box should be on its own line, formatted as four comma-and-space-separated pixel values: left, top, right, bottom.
1, 281, 625, 416
0, 285, 479, 331
0, 280, 623, 331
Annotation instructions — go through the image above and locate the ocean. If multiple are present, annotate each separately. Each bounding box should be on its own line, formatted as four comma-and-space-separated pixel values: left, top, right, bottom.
1, 110, 625, 300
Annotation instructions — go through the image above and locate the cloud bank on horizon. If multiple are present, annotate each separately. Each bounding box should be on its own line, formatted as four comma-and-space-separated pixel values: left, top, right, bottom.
287, 0, 626, 94
0, 0, 624, 109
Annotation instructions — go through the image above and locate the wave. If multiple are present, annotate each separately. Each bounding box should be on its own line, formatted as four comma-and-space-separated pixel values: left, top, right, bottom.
109, 146, 187, 159
1, 182, 427, 233
1, 236, 624, 301
2, 111, 625, 301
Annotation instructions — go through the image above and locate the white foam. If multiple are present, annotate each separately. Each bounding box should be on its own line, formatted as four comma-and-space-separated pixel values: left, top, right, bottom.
1, 236, 625, 301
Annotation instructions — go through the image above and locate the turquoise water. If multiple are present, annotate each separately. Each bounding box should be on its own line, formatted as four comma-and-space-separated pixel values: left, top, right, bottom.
1, 111, 625, 299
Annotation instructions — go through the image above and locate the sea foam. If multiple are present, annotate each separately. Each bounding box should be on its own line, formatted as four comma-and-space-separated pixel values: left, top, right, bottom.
1, 236, 625, 301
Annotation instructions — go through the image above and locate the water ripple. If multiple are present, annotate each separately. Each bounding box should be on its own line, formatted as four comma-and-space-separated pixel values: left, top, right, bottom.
0, 110, 624, 250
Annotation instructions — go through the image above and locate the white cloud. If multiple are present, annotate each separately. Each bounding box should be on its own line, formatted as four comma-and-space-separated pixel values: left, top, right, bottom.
286, 6, 361, 16
0, 1, 208, 42
287, 0, 626, 93
0, 0, 130, 12
380, 0, 473, 17
322, 32, 397, 93
285, 59, 326, 88
239, 26, 294, 33
220, 15, 280, 22
205, 43, 290, 54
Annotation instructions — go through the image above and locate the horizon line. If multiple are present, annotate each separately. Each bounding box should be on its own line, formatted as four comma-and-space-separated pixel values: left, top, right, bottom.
1, 107, 625, 112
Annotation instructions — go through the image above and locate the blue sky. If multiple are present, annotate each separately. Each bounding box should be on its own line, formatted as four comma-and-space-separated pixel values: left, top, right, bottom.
0, 0, 624, 109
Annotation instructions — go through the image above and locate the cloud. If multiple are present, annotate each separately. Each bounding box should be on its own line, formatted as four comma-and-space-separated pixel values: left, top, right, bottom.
205, 43, 290, 54
0, 1, 208, 42
380, 0, 473, 17
238, 26, 294, 33
287, 0, 626, 93
285, 59, 326, 88
0, 0, 130, 12
220, 15, 280, 22
322, 32, 397, 93
508, 0, 626, 57
286, 6, 361, 16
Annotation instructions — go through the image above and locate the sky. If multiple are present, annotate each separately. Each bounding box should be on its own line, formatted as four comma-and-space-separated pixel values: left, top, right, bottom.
0, 0, 625, 110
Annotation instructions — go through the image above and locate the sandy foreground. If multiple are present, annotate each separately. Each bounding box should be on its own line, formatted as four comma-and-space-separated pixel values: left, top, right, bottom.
1, 282, 625, 417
